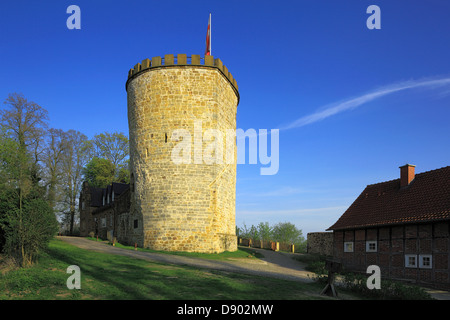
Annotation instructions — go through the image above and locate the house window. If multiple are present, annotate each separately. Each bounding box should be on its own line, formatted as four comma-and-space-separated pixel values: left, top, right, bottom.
101, 218, 106, 228
112, 192, 115, 202
405, 254, 432, 268
366, 241, 377, 252
102, 196, 105, 206
134, 219, 138, 229
405, 254, 417, 268
344, 242, 354, 252
419, 255, 432, 269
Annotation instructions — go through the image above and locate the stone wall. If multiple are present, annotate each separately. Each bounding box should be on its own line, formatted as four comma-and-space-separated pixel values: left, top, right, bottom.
307, 232, 333, 256
126, 54, 239, 253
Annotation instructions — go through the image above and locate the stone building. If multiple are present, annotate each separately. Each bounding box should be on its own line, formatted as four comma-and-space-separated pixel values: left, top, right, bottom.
80, 54, 239, 253
79, 181, 131, 242
328, 164, 450, 289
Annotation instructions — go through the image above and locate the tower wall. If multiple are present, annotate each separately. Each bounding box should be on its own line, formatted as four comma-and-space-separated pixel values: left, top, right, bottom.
126, 54, 239, 253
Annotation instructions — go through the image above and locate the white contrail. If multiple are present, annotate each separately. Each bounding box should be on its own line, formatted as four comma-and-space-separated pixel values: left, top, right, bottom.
280, 77, 450, 130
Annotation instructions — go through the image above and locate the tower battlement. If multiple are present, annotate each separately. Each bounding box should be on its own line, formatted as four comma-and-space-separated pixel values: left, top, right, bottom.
126, 54, 239, 102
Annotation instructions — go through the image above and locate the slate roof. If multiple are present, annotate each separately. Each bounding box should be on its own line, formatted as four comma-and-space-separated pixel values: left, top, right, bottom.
110, 182, 129, 196
87, 182, 129, 207
90, 188, 105, 207
327, 166, 450, 231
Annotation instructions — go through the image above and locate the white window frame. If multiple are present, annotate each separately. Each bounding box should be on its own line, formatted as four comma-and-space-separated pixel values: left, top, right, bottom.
405, 254, 417, 268
344, 242, 354, 252
419, 255, 432, 269
366, 241, 377, 252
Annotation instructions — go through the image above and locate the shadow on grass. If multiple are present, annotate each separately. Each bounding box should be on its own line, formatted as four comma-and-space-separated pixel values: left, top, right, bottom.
43, 239, 329, 300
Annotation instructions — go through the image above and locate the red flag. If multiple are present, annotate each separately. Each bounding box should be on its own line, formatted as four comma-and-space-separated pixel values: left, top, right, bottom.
205, 13, 211, 56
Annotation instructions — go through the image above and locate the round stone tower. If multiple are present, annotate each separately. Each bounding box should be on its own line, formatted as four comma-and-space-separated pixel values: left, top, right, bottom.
126, 54, 239, 253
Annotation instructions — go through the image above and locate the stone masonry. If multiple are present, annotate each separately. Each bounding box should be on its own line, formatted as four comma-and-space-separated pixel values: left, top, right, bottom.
306, 232, 333, 256
125, 54, 239, 253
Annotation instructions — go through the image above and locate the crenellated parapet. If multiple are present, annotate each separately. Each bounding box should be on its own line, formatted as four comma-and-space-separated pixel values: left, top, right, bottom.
126, 54, 239, 99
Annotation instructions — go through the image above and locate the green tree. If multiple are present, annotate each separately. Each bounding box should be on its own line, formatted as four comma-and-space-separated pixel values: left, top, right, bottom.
1, 93, 48, 186
83, 131, 130, 187
257, 222, 273, 242
0, 93, 58, 267
0, 189, 58, 266
82, 157, 116, 188
272, 222, 305, 246
92, 131, 129, 175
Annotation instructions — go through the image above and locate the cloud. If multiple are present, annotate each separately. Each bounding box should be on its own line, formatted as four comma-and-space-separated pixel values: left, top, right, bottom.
280, 77, 450, 130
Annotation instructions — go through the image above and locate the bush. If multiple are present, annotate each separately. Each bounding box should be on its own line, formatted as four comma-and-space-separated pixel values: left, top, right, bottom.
0, 189, 58, 267
340, 272, 433, 300
296, 253, 434, 300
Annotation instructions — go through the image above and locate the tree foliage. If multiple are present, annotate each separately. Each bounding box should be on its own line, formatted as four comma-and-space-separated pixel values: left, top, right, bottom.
0, 94, 58, 266
82, 131, 130, 187
238, 221, 306, 251
0, 189, 58, 267
82, 157, 116, 188
1, 94, 131, 239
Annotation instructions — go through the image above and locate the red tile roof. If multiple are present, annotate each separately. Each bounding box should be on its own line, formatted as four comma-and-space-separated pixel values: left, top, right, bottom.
327, 166, 450, 231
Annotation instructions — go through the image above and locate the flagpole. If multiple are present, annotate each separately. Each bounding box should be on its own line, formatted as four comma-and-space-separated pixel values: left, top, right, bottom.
209, 13, 211, 56
205, 13, 211, 56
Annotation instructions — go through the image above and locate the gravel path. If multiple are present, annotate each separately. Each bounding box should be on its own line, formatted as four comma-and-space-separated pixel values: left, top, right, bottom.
59, 236, 315, 283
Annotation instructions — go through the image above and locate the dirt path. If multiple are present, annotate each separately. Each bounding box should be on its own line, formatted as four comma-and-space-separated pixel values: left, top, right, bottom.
59, 236, 315, 283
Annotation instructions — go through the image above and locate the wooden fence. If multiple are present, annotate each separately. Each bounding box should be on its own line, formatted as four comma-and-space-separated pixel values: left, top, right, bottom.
238, 237, 295, 253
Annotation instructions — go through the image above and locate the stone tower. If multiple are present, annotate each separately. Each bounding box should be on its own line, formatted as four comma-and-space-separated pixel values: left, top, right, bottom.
125, 54, 239, 253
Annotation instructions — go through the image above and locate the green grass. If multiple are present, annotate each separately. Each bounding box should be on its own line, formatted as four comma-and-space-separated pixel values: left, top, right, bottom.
0, 238, 343, 300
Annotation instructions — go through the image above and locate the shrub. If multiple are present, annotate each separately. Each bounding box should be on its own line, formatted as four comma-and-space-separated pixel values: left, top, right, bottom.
0, 190, 58, 267
340, 272, 433, 300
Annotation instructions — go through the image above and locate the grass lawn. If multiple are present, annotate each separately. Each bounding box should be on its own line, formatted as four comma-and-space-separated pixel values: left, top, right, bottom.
0, 238, 348, 300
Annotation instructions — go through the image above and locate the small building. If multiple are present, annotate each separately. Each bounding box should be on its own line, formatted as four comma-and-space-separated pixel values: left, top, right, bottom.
327, 164, 450, 290
79, 181, 133, 244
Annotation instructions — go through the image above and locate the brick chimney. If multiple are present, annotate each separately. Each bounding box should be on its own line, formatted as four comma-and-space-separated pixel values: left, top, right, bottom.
399, 164, 416, 187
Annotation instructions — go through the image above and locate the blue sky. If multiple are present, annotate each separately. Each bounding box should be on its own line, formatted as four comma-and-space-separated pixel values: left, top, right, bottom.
1, 1, 450, 235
